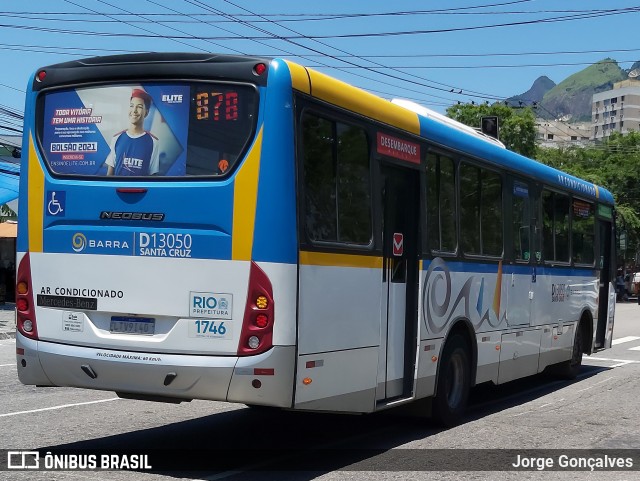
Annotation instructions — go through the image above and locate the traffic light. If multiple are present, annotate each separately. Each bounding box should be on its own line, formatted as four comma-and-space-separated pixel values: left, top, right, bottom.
481, 116, 499, 139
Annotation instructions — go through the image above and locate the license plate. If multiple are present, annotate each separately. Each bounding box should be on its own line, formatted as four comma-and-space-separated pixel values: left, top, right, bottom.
110, 316, 155, 335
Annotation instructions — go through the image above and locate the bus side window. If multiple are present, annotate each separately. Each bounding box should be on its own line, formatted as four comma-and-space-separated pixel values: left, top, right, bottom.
512, 181, 530, 262
542, 189, 571, 263
460, 163, 503, 257
426, 153, 457, 253
301, 112, 372, 246
572, 200, 595, 265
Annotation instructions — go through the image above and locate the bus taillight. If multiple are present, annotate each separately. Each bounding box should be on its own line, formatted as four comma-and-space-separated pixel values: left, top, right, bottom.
16, 253, 38, 340
253, 63, 267, 76
238, 262, 274, 356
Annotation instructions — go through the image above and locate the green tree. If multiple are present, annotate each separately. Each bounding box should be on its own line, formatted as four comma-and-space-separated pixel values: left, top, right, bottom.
446, 103, 537, 157
0, 204, 16, 222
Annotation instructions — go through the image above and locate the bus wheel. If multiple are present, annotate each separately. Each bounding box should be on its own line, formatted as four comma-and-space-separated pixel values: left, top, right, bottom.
432, 334, 471, 427
555, 324, 583, 380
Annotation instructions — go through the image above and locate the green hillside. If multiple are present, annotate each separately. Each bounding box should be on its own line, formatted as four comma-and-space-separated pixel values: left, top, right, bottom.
539, 59, 627, 121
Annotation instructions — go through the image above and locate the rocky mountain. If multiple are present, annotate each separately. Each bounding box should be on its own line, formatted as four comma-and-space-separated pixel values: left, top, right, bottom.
506, 76, 555, 105
509, 59, 629, 122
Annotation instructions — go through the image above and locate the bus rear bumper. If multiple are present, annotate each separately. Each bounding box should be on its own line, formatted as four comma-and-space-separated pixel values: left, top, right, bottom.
16, 333, 295, 407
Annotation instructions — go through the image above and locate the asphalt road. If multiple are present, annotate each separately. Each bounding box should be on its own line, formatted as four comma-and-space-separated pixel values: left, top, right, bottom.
0, 302, 639, 481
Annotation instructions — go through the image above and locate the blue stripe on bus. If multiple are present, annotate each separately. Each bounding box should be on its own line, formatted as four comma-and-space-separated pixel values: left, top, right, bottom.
17, 76, 37, 253
417, 115, 615, 205
251, 60, 298, 264
422, 259, 596, 277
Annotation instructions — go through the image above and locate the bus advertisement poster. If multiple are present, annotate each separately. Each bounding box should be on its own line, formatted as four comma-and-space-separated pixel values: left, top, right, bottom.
42, 84, 189, 177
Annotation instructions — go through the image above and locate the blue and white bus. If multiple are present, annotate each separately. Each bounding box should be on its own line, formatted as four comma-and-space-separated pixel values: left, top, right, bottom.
16, 53, 616, 425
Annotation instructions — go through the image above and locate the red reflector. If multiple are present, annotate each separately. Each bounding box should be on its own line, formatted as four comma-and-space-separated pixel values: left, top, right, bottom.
116, 188, 147, 193
16, 298, 28, 311
306, 361, 316, 368
16, 348, 24, 355
253, 368, 274, 376
254, 63, 267, 76
255, 314, 268, 328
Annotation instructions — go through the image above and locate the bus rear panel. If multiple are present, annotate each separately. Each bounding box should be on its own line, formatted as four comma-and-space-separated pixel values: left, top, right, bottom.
16, 54, 298, 407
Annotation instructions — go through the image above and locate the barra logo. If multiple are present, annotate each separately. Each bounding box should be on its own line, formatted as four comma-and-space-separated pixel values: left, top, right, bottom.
72, 233, 87, 252
70, 233, 131, 254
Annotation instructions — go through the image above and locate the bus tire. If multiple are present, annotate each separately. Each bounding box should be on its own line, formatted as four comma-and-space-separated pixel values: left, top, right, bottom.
431, 334, 471, 427
555, 323, 583, 380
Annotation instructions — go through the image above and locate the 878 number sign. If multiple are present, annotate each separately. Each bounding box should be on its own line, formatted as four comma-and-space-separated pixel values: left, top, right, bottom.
196, 91, 238, 121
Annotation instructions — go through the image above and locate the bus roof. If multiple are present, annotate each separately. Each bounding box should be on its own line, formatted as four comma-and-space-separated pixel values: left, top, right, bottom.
282, 59, 615, 206
29, 53, 615, 206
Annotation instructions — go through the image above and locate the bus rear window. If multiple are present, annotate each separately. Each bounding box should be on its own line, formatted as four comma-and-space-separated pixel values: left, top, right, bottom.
38, 82, 258, 178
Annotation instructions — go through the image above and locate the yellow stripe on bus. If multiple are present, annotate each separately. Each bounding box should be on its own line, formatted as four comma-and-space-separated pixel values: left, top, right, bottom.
232, 127, 263, 261
27, 134, 44, 253
283, 60, 311, 94
300, 251, 383, 269
305, 68, 421, 135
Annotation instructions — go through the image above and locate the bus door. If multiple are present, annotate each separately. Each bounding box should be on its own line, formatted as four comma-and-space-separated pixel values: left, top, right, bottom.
596, 215, 615, 349
377, 165, 419, 401
506, 179, 535, 327
499, 180, 542, 383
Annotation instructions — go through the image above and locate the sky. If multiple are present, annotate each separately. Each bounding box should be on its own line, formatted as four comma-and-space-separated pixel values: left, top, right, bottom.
1, 0, 640, 135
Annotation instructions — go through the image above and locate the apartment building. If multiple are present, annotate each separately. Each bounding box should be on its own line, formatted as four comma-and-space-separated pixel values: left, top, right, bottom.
592, 79, 640, 140
536, 120, 591, 148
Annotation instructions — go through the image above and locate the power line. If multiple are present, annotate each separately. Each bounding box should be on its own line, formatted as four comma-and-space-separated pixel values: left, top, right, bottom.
14, 3, 640, 23
142, 0, 245, 55
180, 0, 455, 106
312, 59, 639, 70
63, 0, 212, 53
2, 7, 639, 40
295, 47, 640, 59
0, 2, 541, 23
0, 83, 24, 94
3, 3, 638, 120
218, 0, 503, 101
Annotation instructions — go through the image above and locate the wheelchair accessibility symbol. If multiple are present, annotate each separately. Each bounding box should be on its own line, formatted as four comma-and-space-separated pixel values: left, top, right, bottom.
46, 191, 66, 217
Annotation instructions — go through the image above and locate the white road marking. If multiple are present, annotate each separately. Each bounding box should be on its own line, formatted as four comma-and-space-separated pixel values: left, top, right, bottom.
0, 397, 120, 418
588, 356, 640, 364
512, 398, 565, 417
628, 346, 640, 351
0, 363, 15, 367
612, 336, 640, 345
576, 377, 615, 393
